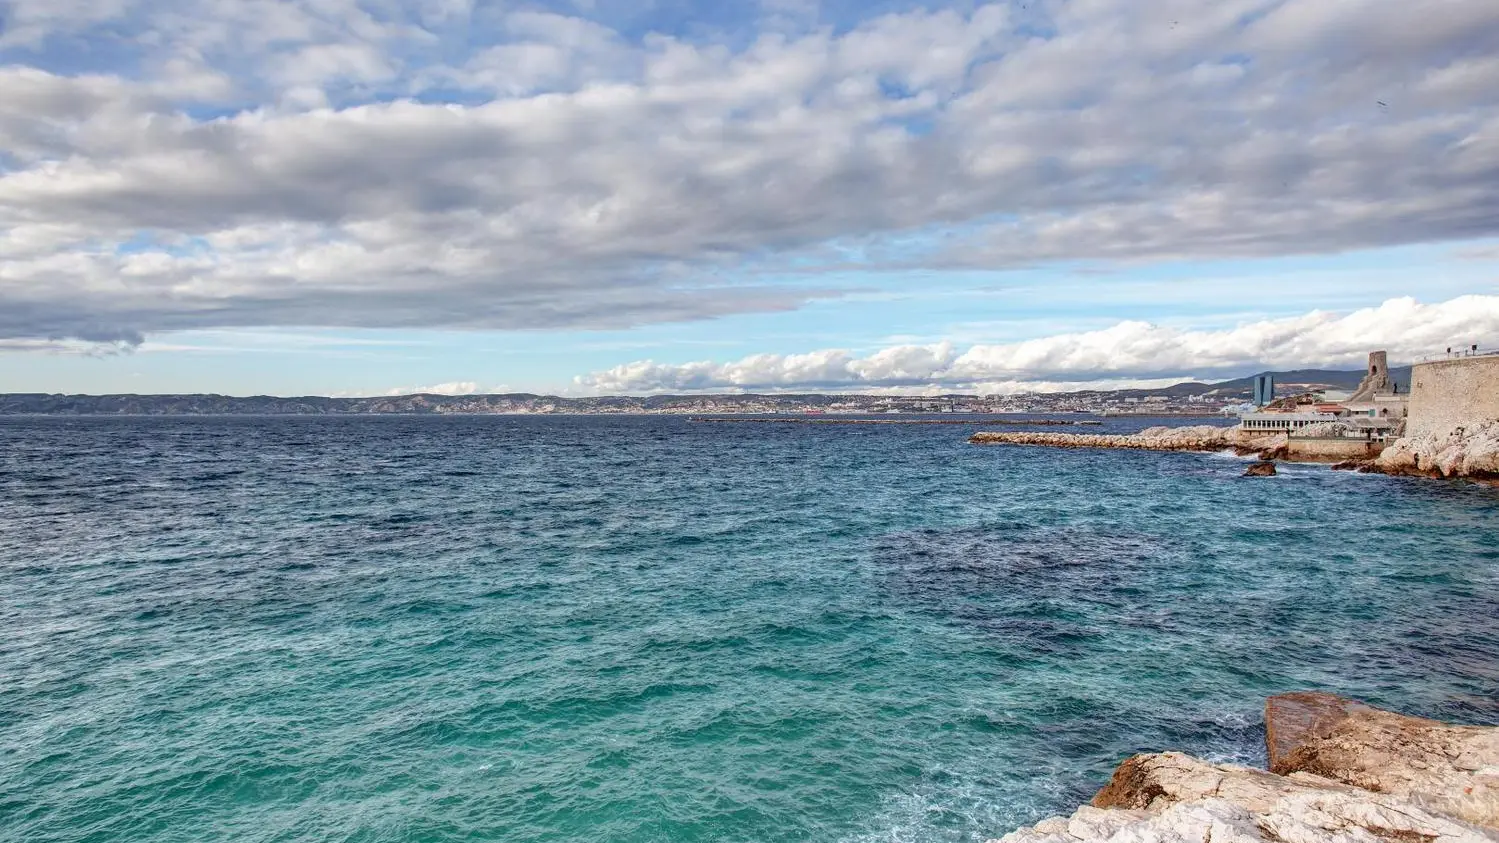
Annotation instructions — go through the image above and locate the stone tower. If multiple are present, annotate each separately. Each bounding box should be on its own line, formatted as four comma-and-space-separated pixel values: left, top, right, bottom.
1347, 351, 1392, 402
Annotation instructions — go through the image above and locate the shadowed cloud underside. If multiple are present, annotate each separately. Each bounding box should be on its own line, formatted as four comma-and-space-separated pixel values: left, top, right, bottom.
2, 0, 1499, 350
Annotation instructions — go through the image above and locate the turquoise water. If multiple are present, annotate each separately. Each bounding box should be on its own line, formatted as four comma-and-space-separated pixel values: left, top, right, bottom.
2, 415, 1497, 843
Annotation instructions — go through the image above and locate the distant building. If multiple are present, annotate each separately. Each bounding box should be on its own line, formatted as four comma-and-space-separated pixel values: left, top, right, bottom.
1252, 374, 1276, 407
1239, 411, 1339, 432
1238, 351, 1406, 443
1341, 350, 1408, 424
1346, 351, 1394, 402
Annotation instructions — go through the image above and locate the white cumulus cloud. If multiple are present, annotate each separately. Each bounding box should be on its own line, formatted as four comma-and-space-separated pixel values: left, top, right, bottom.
574, 295, 1499, 394
383, 381, 480, 396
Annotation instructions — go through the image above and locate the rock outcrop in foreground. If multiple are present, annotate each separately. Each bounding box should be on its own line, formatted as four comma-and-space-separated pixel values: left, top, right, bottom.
970, 425, 1288, 457
1371, 422, 1499, 481
992, 693, 1499, 843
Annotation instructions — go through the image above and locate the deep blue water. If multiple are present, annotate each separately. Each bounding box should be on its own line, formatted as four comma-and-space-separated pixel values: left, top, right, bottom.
2, 415, 1497, 843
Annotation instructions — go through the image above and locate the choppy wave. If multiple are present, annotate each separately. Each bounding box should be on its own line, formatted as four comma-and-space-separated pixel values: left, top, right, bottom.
1, 415, 1496, 843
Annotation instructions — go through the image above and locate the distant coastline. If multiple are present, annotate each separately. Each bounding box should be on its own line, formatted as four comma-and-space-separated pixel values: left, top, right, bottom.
0, 367, 1398, 416
0, 392, 1211, 416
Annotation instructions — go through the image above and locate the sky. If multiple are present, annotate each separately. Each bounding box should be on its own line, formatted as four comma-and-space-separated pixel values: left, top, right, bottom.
1, 0, 1498, 397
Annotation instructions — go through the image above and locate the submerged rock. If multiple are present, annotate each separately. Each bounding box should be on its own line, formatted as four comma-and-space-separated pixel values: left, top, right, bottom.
990, 694, 1499, 843
1243, 461, 1277, 477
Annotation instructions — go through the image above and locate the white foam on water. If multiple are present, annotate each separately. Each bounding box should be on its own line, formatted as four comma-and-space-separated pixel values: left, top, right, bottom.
843, 768, 1069, 843
1185, 706, 1269, 769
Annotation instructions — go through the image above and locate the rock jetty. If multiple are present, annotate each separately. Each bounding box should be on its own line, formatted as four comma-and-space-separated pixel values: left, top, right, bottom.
969, 425, 1288, 457
689, 417, 1103, 426
967, 421, 1499, 483
991, 692, 1499, 843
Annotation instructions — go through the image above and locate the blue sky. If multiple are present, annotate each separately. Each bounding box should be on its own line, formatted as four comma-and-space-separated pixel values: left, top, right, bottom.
2, 0, 1499, 395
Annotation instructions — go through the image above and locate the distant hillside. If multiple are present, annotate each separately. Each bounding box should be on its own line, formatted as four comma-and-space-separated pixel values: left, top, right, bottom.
1054, 365, 1408, 401
1208, 366, 1413, 393
0, 365, 1412, 414
0, 392, 927, 415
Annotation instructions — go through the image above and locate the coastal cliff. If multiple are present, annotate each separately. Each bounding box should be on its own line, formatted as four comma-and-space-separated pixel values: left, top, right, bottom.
969, 425, 1288, 456
990, 693, 1499, 843
1370, 421, 1499, 481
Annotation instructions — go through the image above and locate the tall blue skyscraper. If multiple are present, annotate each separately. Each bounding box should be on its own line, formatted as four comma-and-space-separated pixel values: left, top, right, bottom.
1252, 374, 1276, 406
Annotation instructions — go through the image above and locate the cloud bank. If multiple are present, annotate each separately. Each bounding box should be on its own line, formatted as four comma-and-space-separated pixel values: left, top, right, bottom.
383, 381, 479, 396
2, 0, 1499, 345
574, 296, 1499, 393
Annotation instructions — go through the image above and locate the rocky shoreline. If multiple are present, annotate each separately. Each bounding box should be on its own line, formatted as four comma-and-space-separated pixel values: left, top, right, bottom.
992, 692, 1499, 843
1360, 422, 1499, 481
971, 422, 1499, 483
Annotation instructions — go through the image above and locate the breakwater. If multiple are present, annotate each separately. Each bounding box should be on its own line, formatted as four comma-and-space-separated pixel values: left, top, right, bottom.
966, 420, 1499, 487
993, 692, 1499, 843
969, 424, 1286, 455
691, 416, 1103, 426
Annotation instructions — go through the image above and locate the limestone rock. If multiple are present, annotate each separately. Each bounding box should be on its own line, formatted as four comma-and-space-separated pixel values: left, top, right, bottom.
1266, 692, 1499, 828
989, 695, 1499, 843
993, 799, 1262, 843
1373, 421, 1499, 480
994, 752, 1496, 843
1243, 461, 1277, 477
1265, 693, 1376, 773
1091, 752, 1342, 814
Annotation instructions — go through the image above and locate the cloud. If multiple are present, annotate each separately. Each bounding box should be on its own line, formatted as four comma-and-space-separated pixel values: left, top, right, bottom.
574, 295, 1499, 394
383, 380, 480, 396
0, 337, 137, 355
328, 380, 487, 397
1, 1, 1498, 344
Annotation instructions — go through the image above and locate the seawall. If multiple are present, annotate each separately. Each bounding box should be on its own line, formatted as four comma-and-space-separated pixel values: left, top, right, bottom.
1284, 437, 1384, 463
1407, 355, 1499, 439
1339, 355, 1499, 480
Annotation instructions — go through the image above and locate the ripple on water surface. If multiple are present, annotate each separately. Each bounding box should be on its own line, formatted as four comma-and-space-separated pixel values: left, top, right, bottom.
0, 415, 1496, 843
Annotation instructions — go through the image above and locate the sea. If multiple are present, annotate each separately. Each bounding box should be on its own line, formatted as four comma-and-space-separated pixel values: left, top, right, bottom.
2, 415, 1497, 843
